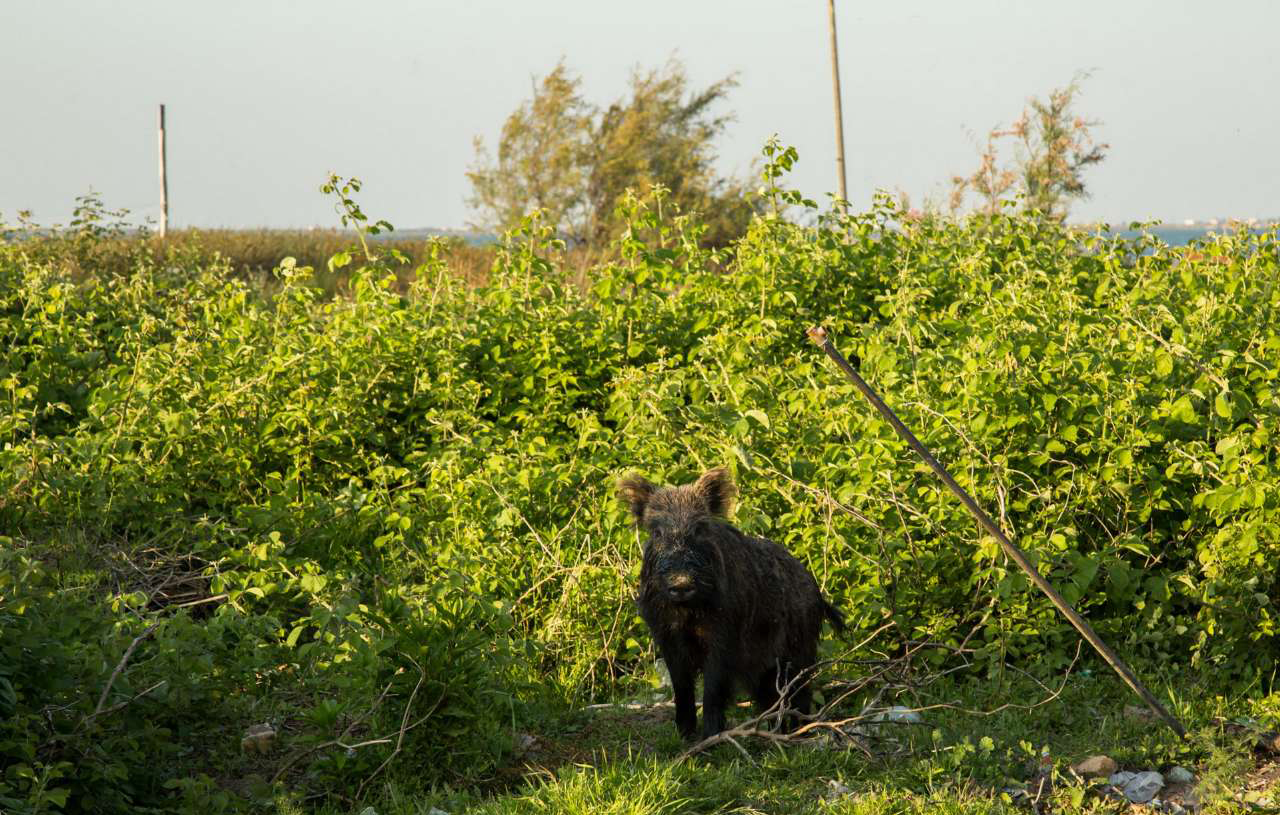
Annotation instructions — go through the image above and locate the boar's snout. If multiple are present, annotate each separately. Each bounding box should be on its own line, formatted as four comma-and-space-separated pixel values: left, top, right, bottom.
665, 573, 697, 602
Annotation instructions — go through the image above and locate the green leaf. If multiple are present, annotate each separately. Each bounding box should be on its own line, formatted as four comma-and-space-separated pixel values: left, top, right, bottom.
328, 250, 352, 271
744, 409, 770, 429
1171, 396, 1197, 423
1072, 555, 1100, 590
1214, 392, 1231, 419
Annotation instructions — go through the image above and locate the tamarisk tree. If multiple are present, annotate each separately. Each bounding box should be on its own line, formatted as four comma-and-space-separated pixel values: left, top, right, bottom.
950, 77, 1108, 221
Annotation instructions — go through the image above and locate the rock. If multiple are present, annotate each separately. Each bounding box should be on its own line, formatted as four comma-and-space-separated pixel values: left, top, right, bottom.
241, 723, 276, 754
515, 732, 537, 754
1183, 785, 1201, 808
1072, 755, 1118, 778
1109, 770, 1163, 804
1166, 766, 1195, 784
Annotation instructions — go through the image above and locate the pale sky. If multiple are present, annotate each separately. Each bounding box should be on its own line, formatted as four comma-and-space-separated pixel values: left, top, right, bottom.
3, 1, 1277, 230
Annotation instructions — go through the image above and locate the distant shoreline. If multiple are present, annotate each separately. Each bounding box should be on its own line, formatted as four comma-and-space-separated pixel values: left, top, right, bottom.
1088, 224, 1277, 247
386, 223, 1280, 249
8, 221, 1274, 250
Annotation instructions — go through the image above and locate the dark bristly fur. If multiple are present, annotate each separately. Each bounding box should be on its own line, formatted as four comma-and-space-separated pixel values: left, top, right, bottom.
618, 467, 846, 740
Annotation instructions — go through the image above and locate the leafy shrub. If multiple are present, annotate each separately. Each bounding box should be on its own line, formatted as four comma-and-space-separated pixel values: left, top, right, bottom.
1, 152, 1278, 809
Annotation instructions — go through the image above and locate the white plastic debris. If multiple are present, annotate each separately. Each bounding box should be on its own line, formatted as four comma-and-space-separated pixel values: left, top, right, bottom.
1109, 770, 1164, 804
872, 705, 922, 724
1166, 766, 1195, 784
654, 658, 672, 689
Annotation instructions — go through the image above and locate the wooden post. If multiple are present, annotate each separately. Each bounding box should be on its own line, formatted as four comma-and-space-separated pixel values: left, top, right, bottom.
826, 0, 849, 211
158, 104, 168, 238
806, 326, 1188, 740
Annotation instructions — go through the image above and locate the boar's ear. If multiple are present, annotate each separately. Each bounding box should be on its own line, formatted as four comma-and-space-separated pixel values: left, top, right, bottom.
617, 474, 656, 525
693, 467, 736, 518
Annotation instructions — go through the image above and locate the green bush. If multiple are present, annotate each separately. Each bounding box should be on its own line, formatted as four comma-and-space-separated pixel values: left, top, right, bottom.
0, 538, 518, 813
1, 152, 1277, 809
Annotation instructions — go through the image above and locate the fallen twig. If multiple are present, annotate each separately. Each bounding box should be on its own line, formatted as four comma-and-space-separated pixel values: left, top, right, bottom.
271, 656, 446, 799
272, 673, 401, 783
356, 656, 428, 800
88, 680, 168, 723
87, 622, 160, 723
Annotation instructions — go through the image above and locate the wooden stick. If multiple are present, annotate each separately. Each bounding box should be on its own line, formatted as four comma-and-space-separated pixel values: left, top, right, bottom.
158, 104, 168, 238
805, 326, 1186, 739
826, 0, 849, 211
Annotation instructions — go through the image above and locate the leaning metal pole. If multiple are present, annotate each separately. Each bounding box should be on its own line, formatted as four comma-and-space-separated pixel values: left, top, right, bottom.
806, 326, 1186, 740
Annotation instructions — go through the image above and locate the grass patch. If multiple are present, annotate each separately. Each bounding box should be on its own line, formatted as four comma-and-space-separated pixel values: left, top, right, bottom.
361, 671, 1278, 814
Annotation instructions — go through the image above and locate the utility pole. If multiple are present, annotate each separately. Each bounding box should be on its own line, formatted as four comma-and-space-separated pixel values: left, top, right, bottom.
158, 104, 168, 238
826, 0, 849, 211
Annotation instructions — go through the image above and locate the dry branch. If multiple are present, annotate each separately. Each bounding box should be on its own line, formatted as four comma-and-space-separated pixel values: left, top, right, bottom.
86, 622, 159, 724
271, 655, 447, 801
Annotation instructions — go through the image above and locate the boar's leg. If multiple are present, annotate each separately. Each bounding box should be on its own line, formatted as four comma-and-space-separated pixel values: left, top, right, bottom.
752, 665, 783, 721
664, 650, 699, 740
700, 654, 733, 739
